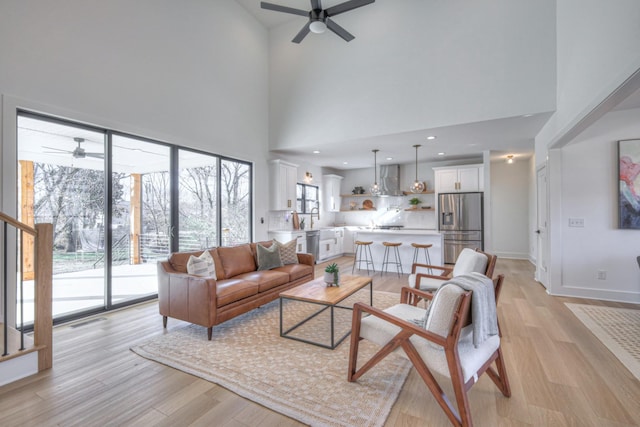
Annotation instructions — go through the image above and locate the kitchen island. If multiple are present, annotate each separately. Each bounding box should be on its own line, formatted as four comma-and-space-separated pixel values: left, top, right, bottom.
351, 229, 442, 274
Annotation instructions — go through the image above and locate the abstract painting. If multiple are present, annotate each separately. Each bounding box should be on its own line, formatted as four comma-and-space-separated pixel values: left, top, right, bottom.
619, 139, 640, 229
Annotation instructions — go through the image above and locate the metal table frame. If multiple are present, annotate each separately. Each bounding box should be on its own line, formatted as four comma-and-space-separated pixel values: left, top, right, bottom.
279, 281, 373, 350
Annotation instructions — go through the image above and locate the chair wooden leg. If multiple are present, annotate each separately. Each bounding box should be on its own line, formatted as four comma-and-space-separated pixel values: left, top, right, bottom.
486, 348, 511, 397
402, 340, 464, 426
163, 316, 167, 328
207, 327, 213, 340
348, 308, 363, 381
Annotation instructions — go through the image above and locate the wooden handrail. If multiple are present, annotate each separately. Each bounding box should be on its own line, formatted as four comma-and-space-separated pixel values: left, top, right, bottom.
0, 212, 36, 236
1, 212, 53, 373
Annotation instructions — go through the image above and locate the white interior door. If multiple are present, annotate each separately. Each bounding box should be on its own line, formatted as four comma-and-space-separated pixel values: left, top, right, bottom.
536, 166, 549, 288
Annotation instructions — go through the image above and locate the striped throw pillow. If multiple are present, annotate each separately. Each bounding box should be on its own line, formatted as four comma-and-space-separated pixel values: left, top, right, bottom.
186, 250, 216, 278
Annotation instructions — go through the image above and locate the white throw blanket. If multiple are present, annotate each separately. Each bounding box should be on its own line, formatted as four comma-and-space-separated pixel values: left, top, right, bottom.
421, 272, 498, 347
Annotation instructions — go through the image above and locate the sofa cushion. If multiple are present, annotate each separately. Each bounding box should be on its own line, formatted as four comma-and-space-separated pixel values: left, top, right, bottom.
234, 270, 290, 292
276, 239, 298, 265
256, 242, 284, 271
217, 244, 256, 279
186, 250, 216, 278
215, 278, 260, 307
168, 250, 203, 273
273, 263, 313, 282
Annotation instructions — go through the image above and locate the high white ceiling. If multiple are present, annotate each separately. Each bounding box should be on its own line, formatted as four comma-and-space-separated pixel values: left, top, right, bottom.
237, 0, 640, 170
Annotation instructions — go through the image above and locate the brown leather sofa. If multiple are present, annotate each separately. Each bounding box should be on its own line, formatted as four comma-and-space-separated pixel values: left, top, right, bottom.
157, 241, 314, 340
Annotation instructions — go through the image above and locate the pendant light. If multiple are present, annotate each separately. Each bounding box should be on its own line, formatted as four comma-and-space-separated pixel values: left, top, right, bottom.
410, 144, 425, 193
370, 149, 381, 196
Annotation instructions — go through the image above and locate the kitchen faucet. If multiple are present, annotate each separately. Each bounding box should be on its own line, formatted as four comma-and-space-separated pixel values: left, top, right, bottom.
310, 206, 320, 229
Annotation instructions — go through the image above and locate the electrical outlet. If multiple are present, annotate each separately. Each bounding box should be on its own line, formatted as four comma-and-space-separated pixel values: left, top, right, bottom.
597, 270, 607, 280
568, 218, 585, 227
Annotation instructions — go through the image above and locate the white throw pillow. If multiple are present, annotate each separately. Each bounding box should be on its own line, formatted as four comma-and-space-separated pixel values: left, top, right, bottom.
186, 250, 216, 278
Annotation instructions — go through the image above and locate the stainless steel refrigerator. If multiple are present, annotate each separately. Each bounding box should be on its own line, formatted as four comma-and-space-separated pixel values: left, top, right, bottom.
438, 192, 484, 264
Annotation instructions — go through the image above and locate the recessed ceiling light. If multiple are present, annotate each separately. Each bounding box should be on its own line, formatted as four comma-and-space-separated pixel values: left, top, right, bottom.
313, 150, 320, 154
386, 157, 393, 161
343, 161, 348, 165
426, 136, 436, 140
522, 114, 533, 117
438, 152, 445, 156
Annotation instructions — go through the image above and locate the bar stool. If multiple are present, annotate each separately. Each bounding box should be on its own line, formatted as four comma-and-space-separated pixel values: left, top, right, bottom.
352, 241, 375, 275
381, 242, 403, 276
411, 242, 433, 274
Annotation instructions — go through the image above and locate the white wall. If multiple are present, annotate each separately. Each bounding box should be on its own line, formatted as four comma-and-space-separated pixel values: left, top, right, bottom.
490, 158, 530, 259
269, 0, 556, 150
535, 0, 640, 159
0, 0, 272, 239
555, 107, 640, 302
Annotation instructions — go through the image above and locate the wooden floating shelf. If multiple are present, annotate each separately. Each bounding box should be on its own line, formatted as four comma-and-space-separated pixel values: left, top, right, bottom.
402, 190, 434, 195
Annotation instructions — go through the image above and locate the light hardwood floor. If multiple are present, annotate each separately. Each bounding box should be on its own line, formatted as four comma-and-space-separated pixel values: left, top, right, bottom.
0, 258, 638, 426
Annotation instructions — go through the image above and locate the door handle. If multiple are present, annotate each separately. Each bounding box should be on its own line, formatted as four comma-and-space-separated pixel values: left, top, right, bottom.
535, 229, 541, 234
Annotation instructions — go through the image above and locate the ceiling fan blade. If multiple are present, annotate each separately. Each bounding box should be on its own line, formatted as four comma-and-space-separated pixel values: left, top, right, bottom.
325, 0, 374, 17
311, 0, 322, 10
326, 18, 355, 42
42, 146, 71, 153
260, 2, 309, 17
85, 153, 104, 159
292, 22, 311, 43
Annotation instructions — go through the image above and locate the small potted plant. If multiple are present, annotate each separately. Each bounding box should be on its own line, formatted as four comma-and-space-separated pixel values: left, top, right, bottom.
409, 197, 422, 209
299, 218, 305, 230
324, 262, 340, 286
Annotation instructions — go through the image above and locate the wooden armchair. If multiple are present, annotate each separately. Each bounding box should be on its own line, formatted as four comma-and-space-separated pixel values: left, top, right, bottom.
409, 248, 497, 295
348, 275, 510, 427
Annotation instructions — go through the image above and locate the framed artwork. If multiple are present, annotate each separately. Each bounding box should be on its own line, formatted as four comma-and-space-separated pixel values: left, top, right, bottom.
618, 139, 640, 229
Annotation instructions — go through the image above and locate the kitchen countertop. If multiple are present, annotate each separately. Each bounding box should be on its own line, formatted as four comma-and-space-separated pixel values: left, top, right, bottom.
352, 228, 440, 235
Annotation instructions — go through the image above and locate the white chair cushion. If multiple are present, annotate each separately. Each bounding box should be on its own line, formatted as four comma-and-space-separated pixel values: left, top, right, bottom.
359, 304, 426, 347
408, 274, 445, 290
411, 326, 500, 383
452, 248, 488, 277
424, 284, 465, 338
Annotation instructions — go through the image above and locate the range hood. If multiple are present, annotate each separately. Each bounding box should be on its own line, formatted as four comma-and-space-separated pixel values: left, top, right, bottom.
378, 164, 403, 196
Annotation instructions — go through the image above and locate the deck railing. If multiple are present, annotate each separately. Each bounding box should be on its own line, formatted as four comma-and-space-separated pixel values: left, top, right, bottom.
0, 212, 53, 371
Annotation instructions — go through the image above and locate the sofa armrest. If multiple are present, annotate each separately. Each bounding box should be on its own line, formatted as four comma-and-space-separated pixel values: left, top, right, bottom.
157, 261, 218, 327
296, 252, 314, 266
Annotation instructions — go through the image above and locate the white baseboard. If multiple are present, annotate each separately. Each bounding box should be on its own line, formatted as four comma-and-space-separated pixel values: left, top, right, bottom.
493, 251, 529, 260
549, 285, 640, 304
0, 351, 38, 386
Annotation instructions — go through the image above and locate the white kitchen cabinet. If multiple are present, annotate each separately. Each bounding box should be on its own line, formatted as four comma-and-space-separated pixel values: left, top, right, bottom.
434, 165, 484, 193
317, 227, 344, 261
323, 174, 343, 212
268, 231, 307, 253
319, 239, 335, 261
269, 160, 298, 210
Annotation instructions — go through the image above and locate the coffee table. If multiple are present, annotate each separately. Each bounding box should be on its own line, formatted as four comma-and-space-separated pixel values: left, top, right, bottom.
279, 274, 373, 349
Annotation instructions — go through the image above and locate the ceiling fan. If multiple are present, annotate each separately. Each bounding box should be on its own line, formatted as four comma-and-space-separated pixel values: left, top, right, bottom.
261, 0, 375, 43
44, 137, 104, 159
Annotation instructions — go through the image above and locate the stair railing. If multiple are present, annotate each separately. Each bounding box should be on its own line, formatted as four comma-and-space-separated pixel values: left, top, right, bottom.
0, 212, 53, 371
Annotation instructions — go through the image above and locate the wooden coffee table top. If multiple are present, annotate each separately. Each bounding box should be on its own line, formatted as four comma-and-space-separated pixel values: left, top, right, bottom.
280, 275, 372, 306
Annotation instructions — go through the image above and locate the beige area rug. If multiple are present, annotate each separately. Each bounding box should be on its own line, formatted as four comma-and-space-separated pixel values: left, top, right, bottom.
565, 303, 640, 380
131, 291, 411, 427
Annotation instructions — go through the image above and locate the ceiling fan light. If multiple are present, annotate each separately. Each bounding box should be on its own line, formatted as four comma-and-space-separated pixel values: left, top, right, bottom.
309, 20, 326, 34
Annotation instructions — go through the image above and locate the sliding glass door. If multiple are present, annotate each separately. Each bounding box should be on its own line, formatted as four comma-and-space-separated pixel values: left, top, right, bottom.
110, 135, 170, 306
17, 115, 106, 320
16, 111, 253, 324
